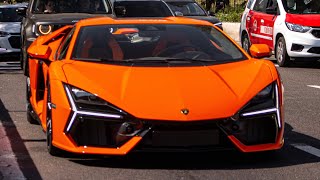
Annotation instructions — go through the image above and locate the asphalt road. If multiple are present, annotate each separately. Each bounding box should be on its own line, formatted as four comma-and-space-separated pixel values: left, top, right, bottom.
0, 60, 320, 180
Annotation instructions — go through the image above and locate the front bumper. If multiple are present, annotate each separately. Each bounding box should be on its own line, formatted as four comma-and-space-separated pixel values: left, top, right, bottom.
56, 116, 283, 155
284, 28, 320, 59
0, 35, 21, 56
53, 108, 284, 155
49, 81, 284, 155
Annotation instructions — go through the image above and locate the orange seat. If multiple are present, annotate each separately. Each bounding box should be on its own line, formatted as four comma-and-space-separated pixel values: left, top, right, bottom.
80, 32, 123, 60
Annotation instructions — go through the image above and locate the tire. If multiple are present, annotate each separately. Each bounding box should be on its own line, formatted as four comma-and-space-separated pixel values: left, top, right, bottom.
19, 50, 23, 70
46, 81, 62, 156
26, 77, 38, 124
22, 47, 29, 76
241, 33, 251, 54
276, 37, 290, 67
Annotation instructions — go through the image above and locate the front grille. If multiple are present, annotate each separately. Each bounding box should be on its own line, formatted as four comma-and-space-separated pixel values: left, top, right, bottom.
10, 33, 20, 36
307, 47, 320, 54
311, 29, 320, 38
52, 24, 66, 32
69, 116, 127, 147
138, 120, 233, 150
8, 36, 21, 49
232, 115, 277, 145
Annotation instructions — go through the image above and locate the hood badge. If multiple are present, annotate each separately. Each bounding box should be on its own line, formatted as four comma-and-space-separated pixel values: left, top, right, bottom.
181, 109, 189, 115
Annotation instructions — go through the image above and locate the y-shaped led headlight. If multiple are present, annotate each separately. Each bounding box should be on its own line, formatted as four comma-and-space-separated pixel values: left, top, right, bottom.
64, 85, 124, 132
240, 82, 281, 128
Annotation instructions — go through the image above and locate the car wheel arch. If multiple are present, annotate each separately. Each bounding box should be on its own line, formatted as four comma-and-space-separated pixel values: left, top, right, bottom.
241, 30, 251, 53
275, 33, 284, 49
275, 35, 290, 67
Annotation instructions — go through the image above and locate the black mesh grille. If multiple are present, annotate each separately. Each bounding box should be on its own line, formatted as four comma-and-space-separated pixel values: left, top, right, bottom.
10, 33, 20, 36
52, 24, 66, 32
232, 115, 277, 145
307, 47, 320, 54
138, 120, 233, 150
69, 116, 127, 147
311, 29, 320, 38
8, 36, 21, 49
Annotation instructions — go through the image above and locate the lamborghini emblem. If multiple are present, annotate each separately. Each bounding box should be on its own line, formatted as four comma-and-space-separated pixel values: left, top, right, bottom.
181, 109, 189, 115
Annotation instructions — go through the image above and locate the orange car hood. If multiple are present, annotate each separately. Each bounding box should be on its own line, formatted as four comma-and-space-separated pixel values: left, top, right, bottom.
62, 60, 274, 121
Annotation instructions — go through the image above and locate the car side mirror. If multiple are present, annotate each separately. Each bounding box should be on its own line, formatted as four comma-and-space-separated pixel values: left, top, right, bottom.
16, 7, 27, 17
28, 45, 52, 60
249, 44, 271, 58
175, 11, 183, 16
114, 6, 126, 16
266, 7, 278, 15
207, 11, 215, 16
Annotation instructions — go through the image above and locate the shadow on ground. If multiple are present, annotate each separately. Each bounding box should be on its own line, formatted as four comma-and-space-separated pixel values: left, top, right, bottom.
271, 59, 320, 69
0, 99, 42, 179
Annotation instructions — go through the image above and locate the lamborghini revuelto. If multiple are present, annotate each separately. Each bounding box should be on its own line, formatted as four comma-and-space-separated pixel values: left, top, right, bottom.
26, 17, 284, 156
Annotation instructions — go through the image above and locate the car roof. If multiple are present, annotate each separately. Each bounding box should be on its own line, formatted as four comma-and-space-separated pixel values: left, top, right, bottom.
77, 16, 213, 27
0, 3, 28, 8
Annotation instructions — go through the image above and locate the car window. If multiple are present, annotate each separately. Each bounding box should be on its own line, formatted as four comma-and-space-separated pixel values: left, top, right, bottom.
0, 8, 22, 22
32, 0, 112, 14
71, 24, 245, 64
113, 1, 173, 17
283, 0, 320, 14
246, 0, 255, 9
253, 0, 268, 12
56, 28, 75, 60
166, 2, 206, 16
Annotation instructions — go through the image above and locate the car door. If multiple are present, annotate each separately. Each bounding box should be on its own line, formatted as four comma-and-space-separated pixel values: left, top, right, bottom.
259, 0, 278, 49
247, 0, 269, 44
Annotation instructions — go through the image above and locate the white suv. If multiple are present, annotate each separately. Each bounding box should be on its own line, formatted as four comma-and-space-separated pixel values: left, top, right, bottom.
240, 0, 320, 66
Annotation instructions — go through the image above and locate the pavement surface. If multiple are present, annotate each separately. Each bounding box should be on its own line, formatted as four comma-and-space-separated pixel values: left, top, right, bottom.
0, 59, 320, 179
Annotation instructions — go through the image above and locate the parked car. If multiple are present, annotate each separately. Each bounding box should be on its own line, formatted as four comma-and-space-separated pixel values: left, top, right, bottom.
26, 17, 283, 156
164, 0, 223, 30
0, 3, 27, 61
17, 0, 114, 75
240, 0, 320, 66
113, 0, 223, 30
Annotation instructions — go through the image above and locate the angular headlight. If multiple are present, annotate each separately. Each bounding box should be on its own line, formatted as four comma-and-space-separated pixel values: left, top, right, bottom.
66, 85, 124, 114
285, 22, 311, 33
241, 83, 276, 114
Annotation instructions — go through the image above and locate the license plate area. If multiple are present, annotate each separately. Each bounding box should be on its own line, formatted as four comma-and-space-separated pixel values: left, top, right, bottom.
152, 129, 219, 147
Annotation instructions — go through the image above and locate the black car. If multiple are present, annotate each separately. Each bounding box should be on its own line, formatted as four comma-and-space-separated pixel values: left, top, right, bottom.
164, 0, 223, 30
113, 0, 223, 30
17, 0, 114, 75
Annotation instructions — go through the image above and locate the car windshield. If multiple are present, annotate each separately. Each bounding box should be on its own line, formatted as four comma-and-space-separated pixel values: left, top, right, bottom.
113, 1, 173, 17
166, 2, 206, 16
0, 8, 22, 22
284, 0, 320, 14
32, 0, 112, 14
72, 24, 245, 64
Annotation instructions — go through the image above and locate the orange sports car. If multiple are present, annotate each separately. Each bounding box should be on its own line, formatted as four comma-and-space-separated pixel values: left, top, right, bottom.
26, 17, 284, 156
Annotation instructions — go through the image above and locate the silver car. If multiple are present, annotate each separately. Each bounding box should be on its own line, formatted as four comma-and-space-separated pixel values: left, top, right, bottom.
0, 3, 27, 61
